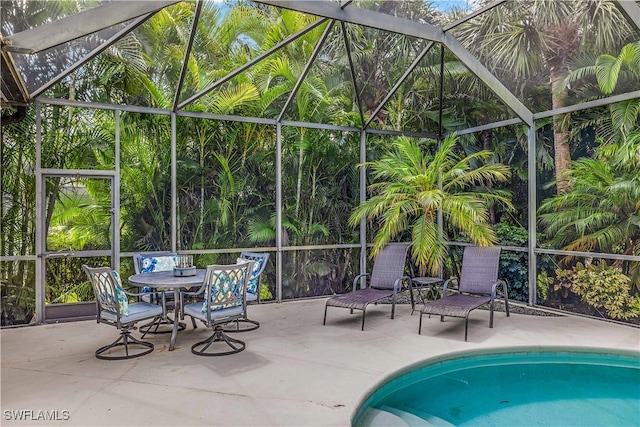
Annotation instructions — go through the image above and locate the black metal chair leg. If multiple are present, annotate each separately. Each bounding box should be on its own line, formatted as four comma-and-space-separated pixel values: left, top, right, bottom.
224, 318, 259, 333
96, 330, 154, 360
464, 316, 469, 341
191, 327, 246, 356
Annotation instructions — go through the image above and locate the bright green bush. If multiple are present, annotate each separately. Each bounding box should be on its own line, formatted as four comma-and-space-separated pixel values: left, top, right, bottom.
260, 283, 273, 301
572, 261, 640, 320
537, 270, 551, 301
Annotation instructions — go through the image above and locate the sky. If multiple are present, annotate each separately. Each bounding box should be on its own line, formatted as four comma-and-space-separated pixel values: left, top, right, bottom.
432, 0, 473, 13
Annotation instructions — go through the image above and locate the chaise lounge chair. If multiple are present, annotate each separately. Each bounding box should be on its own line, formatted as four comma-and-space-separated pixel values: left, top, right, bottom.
418, 246, 509, 341
323, 242, 410, 330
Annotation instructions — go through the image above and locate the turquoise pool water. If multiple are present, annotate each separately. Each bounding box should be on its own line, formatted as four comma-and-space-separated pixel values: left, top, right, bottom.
352, 347, 640, 426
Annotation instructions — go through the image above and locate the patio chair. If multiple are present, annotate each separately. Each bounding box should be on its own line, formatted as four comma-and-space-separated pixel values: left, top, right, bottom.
133, 252, 192, 332
181, 262, 254, 356
224, 251, 270, 332
418, 246, 510, 341
82, 265, 163, 360
323, 242, 410, 331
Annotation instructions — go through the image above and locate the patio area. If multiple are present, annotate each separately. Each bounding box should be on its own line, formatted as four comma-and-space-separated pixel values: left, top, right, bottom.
2, 298, 639, 426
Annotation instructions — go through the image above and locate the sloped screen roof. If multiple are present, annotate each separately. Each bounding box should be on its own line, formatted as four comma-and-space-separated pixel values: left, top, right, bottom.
2, 0, 639, 131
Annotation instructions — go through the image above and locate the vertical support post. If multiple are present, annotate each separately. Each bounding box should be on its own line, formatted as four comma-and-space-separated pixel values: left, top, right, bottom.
359, 130, 367, 285
171, 113, 177, 253
437, 44, 445, 279
113, 110, 121, 270
528, 124, 537, 305
35, 102, 44, 325
276, 122, 283, 302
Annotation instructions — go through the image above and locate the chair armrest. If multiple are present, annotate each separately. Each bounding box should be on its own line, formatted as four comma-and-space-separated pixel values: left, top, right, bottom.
352, 273, 369, 291
179, 284, 206, 305
178, 284, 206, 319
442, 277, 458, 296
122, 288, 150, 298
180, 283, 206, 298
393, 275, 411, 292
490, 279, 508, 301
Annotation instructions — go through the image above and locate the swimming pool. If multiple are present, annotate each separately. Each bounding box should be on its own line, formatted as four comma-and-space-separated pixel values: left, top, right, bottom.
352, 346, 640, 426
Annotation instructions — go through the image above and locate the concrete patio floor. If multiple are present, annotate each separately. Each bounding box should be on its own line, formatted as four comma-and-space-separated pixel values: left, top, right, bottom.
2, 298, 639, 426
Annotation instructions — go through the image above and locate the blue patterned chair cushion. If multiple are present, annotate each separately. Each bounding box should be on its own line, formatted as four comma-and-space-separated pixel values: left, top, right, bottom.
139, 255, 177, 273
201, 272, 243, 313
237, 257, 263, 295
110, 271, 129, 316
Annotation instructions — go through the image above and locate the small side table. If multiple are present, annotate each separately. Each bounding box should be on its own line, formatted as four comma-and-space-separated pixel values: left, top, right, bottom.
409, 277, 444, 314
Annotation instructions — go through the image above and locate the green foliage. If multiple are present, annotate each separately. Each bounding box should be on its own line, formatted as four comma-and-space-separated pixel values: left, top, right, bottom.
564, 42, 640, 141
538, 130, 640, 274
2, 1, 638, 323
1, 269, 36, 326
537, 270, 551, 301
259, 283, 273, 301
493, 221, 555, 303
572, 261, 640, 320
553, 268, 575, 300
494, 221, 529, 302
351, 133, 513, 276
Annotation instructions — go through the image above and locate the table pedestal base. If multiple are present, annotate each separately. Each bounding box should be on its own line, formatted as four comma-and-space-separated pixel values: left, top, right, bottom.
140, 316, 186, 337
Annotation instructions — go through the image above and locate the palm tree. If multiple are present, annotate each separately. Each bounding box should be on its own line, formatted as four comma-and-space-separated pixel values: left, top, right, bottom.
350, 133, 513, 276
563, 41, 640, 141
538, 130, 640, 284
454, 0, 634, 194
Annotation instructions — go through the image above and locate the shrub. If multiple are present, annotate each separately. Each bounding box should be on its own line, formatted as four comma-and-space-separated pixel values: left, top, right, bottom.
537, 270, 552, 302
572, 261, 640, 320
260, 282, 273, 301
553, 268, 574, 299
495, 221, 529, 302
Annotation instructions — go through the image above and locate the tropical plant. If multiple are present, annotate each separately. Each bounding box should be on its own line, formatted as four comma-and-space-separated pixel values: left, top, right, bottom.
571, 261, 640, 320
553, 268, 575, 300
494, 221, 529, 302
536, 269, 552, 302
563, 41, 640, 143
454, 0, 635, 193
350, 133, 513, 276
538, 130, 640, 285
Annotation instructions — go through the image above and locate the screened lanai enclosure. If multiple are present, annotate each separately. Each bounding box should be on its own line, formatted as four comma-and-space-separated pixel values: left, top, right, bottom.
1, 0, 639, 327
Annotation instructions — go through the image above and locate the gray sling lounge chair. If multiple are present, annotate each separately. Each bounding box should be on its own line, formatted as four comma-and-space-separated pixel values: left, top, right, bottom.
323, 242, 410, 330
418, 246, 509, 341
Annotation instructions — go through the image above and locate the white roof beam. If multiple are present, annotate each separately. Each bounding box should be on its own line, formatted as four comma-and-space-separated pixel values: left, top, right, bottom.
613, 0, 640, 32
3, 1, 179, 54
253, 0, 445, 42
256, 0, 533, 127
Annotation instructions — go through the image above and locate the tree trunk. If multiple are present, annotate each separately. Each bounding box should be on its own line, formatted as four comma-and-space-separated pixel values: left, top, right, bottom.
544, 20, 579, 194
295, 132, 304, 218
481, 129, 496, 224
550, 68, 572, 194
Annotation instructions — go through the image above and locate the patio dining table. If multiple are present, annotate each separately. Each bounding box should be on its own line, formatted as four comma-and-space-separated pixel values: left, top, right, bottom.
128, 269, 205, 351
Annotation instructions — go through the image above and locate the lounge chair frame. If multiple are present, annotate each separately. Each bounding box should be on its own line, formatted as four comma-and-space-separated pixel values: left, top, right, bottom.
323, 243, 410, 330
418, 246, 509, 341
